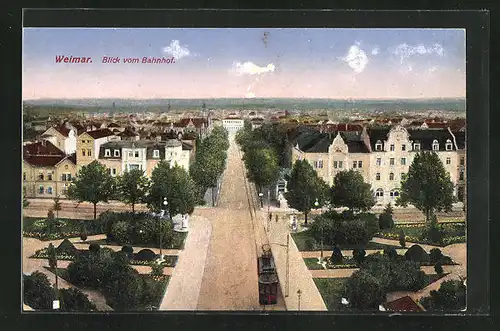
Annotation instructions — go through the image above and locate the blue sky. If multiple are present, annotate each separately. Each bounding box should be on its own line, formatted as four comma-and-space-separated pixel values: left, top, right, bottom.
23, 28, 466, 99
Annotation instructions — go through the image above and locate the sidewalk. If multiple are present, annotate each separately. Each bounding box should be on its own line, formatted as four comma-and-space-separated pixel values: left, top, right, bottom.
262, 211, 327, 311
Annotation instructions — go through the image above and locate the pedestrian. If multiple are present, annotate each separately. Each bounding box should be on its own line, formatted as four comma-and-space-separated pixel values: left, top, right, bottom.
275, 214, 278, 223
269, 213, 272, 222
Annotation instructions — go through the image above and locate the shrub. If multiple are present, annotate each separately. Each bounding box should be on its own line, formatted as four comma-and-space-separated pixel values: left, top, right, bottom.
336, 220, 371, 246
378, 213, 394, 230
420, 216, 446, 244
150, 263, 164, 277
358, 213, 379, 236
59, 287, 97, 312
57, 239, 78, 255
304, 238, 316, 251
383, 247, 398, 259
404, 245, 430, 263
136, 249, 157, 262
23, 272, 54, 310
352, 248, 366, 265
80, 231, 88, 242
420, 280, 466, 311
104, 270, 144, 310
435, 263, 444, 275
330, 246, 343, 264
89, 243, 100, 254
429, 248, 444, 263
111, 221, 131, 244
399, 229, 406, 248
345, 270, 385, 310
121, 245, 134, 257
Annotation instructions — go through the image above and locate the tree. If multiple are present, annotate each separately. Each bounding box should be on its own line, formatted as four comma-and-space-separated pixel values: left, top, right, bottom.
353, 248, 366, 265
150, 262, 164, 277
399, 229, 406, 248
243, 147, 280, 193
67, 161, 115, 219
345, 270, 386, 310
330, 170, 375, 214
434, 262, 444, 275
59, 287, 97, 312
23, 187, 30, 208
396, 151, 454, 223
23, 271, 54, 310
116, 169, 150, 213
52, 196, 62, 218
379, 203, 395, 229
148, 162, 197, 215
421, 280, 466, 311
285, 159, 329, 224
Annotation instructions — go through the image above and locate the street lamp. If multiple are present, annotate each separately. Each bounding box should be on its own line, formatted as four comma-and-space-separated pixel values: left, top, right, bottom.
158, 197, 168, 262
258, 192, 264, 208
314, 199, 323, 261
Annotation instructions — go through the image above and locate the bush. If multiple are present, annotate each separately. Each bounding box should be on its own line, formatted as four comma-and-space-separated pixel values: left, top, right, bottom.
80, 231, 88, 242
383, 247, 398, 259
150, 263, 164, 277
330, 246, 343, 264
435, 263, 444, 275
304, 238, 316, 251
59, 287, 97, 312
404, 245, 430, 263
89, 243, 101, 254
352, 248, 366, 265
121, 245, 134, 257
345, 270, 385, 310
429, 248, 444, 263
420, 216, 446, 244
420, 280, 466, 311
111, 221, 131, 244
358, 213, 379, 236
23, 271, 54, 310
104, 270, 144, 310
136, 249, 157, 262
378, 213, 394, 230
399, 229, 406, 248
57, 239, 78, 256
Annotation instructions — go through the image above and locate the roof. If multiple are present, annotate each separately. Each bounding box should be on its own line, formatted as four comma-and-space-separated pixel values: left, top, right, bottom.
108, 122, 120, 128
24, 153, 76, 167
118, 128, 139, 137
367, 128, 390, 150
24, 141, 64, 156
452, 131, 466, 150
290, 129, 369, 154
426, 122, 448, 129
174, 118, 207, 128
384, 296, 424, 312
407, 129, 455, 151
181, 141, 194, 150
84, 128, 114, 139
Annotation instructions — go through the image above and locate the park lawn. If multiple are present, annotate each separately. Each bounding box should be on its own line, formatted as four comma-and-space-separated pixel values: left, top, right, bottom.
84, 231, 188, 250
292, 230, 400, 252
304, 257, 359, 270
23, 216, 105, 240
313, 278, 349, 311
376, 223, 466, 246
304, 258, 325, 270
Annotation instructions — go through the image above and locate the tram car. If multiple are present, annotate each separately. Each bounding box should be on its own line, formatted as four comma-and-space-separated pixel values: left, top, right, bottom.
257, 244, 279, 305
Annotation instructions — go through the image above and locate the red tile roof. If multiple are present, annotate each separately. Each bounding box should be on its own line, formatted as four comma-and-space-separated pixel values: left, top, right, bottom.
54, 125, 71, 137
85, 128, 114, 139
384, 296, 424, 312
174, 118, 207, 128
23, 141, 64, 156
24, 155, 66, 167
426, 122, 448, 129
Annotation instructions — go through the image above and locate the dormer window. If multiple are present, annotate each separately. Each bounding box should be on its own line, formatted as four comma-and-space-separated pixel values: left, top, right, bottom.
114, 150, 120, 157
105, 149, 111, 157
153, 150, 160, 158
445, 139, 453, 151
432, 140, 439, 151
375, 140, 383, 151
414, 143, 421, 151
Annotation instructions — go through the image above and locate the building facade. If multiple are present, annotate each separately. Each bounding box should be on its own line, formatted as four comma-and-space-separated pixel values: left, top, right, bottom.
222, 117, 244, 135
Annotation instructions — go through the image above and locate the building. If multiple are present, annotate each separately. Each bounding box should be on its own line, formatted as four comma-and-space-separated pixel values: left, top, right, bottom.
40, 123, 77, 155
76, 128, 116, 170
286, 124, 466, 206
222, 116, 244, 135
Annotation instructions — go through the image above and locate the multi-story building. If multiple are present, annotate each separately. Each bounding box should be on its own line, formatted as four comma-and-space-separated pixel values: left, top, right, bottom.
222, 116, 244, 135
286, 125, 466, 206
40, 123, 77, 155
76, 128, 116, 170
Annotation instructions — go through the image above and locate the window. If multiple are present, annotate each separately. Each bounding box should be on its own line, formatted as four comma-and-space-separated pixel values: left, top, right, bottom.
105, 149, 111, 157
129, 164, 140, 171
402, 144, 406, 151
153, 150, 160, 158
389, 172, 394, 180
376, 173, 381, 180
390, 144, 395, 151
82, 149, 86, 157
375, 188, 384, 197
47, 187, 53, 195
390, 158, 395, 166
352, 161, 357, 169
401, 158, 406, 166
376, 158, 381, 166
446, 157, 451, 165
48, 173, 52, 181
128, 152, 133, 158
460, 157, 465, 166
114, 150, 120, 157
358, 161, 362, 168
339, 161, 343, 169
87, 149, 92, 156
108, 168, 112, 175
334, 161, 338, 169
445, 139, 453, 151
375, 141, 382, 151
65, 165, 68, 170
314, 160, 318, 168
38, 173, 44, 180
318, 160, 323, 168
414, 143, 420, 151
112, 168, 117, 176
432, 140, 439, 151
135, 151, 139, 158
39, 185, 44, 194
23, 173, 26, 181
390, 190, 400, 198
459, 170, 464, 180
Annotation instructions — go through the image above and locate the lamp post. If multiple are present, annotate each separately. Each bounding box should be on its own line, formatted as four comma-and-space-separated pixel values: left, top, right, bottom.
314, 199, 323, 260
258, 192, 264, 208
159, 197, 168, 262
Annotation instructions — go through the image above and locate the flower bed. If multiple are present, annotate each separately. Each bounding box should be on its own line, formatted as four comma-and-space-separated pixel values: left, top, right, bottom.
326, 257, 358, 269
23, 216, 104, 241
376, 222, 466, 246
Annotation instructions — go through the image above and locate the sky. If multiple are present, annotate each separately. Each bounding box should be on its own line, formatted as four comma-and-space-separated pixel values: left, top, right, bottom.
23, 28, 466, 99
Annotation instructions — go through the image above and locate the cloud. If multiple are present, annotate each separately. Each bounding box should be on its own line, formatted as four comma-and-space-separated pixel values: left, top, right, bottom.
231, 61, 276, 76
371, 46, 380, 55
341, 43, 369, 73
163, 40, 191, 59
392, 43, 444, 63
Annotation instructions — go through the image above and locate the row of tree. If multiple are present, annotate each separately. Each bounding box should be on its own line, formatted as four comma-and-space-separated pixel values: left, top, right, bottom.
66, 127, 230, 219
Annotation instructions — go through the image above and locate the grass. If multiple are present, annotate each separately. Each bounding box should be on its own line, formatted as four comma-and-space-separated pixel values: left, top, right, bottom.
313, 278, 349, 311
292, 230, 400, 252
84, 231, 188, 250
304, 258, 326, 270
376, 223, 466, 246
23, 216, 105, 240
304, 257, 359, 270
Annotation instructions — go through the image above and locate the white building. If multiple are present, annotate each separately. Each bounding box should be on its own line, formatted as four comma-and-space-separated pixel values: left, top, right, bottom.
222, 117, 244, 135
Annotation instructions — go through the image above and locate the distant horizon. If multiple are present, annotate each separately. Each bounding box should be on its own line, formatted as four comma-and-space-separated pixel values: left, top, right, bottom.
24, 96, 466, 101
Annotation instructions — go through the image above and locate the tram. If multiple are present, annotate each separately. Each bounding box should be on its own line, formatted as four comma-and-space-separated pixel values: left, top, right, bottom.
257, 244, 279, 305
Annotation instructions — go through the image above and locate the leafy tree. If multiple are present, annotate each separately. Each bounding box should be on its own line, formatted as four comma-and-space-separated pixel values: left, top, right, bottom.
89, 243, 100, 254
45, 209, 58, 235
420, 280, 466, 311
111, 221, 131, 244
345, 270, 386, 310
396, 151, 454, 223
148, 162, 197, 215
23, 271, 54, 310
353, 248, 366, 265
383, 247, 398, 259
52, 196, 62, 218
379, 203, 395, 229
399, 229, 406, 248
116, 169, 150, 213
150, 262, 164, 277
285, 159, 329, 224
67, 161, 115, 219
243, 147, 280, 193
330, 170, 375, 214
59, 287, 97, 312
